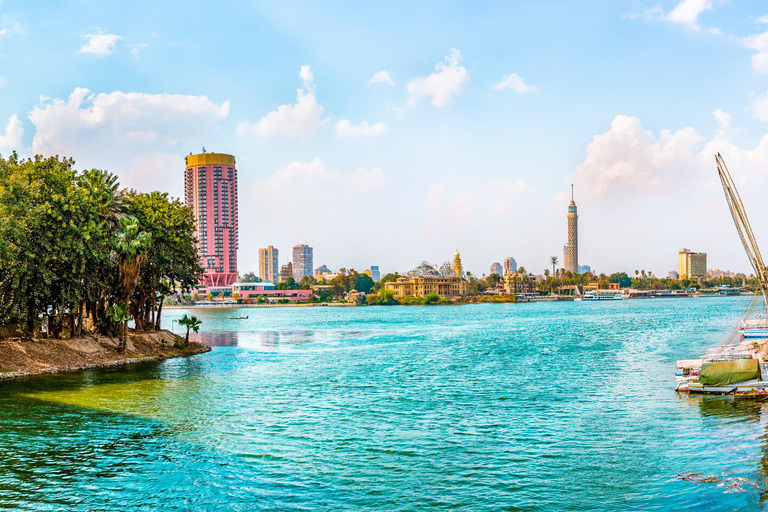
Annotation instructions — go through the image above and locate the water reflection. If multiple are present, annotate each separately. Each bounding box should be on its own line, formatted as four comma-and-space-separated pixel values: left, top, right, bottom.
190, 329, 377, 351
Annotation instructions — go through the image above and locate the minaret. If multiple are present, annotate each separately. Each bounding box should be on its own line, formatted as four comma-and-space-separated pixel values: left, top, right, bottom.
566, 185, 579, 273
453, 250, 463, 277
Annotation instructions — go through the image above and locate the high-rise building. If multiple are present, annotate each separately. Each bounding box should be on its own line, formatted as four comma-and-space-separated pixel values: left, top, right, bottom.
258, 246, 279, 284
185, 152, 239, 288
679, 249, 707, 279
314, 264, 331, 280
370, 266, 381, 282
292, 244, 313, 281
279, 262, 293, 283
503, 257, 518, 274
453, 251, 463, 277
565, 185, 579, 274
490, 262, 502, 276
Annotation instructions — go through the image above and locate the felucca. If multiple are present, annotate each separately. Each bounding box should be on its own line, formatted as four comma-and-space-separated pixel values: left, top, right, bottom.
676, 154, 768, 396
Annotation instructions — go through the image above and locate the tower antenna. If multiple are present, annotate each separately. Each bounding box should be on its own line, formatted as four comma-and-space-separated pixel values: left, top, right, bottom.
571, 184, 574, 201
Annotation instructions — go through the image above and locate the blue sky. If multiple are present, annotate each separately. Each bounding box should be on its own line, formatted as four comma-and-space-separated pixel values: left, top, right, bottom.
3, 0, 768, 277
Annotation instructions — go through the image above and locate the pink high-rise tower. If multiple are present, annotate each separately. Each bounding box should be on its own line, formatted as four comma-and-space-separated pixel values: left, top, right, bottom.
184, 152, 239, 288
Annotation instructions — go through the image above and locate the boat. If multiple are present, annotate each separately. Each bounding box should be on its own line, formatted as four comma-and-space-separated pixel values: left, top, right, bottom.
229, 316, 249, 320
582, 291, 624, 300
676, 154, 768, 396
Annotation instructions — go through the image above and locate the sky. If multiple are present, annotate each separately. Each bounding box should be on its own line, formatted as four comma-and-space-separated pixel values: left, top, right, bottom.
3, 0, 768, 277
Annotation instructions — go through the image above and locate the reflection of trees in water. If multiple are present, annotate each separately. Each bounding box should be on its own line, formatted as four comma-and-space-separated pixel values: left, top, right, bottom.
190, 332, 239, 346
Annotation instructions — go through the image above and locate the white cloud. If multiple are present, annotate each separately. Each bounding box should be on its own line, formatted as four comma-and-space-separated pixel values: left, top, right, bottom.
574, 115, 706, 201
27, 87, 229, 193
237, 65, 327, 138
369, 71, 395, 86
492, 73, 536, 93
130, 43, 149, 55
0, 14, 24, 38
485, 179, 535, 215
666, 0, 713, 30
0, 77, 5, 87
758, 15, 768, 24
0, 114, 23, 150
713, 108, 731, 128
750, 89, 768, 120
335, 119, 388, 138
78, 31, 122, 57
744, 31, 768, 74
406, 49, 469, 107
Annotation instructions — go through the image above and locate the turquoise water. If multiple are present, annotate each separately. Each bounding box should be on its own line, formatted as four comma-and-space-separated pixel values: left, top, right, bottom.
2, 298, 768, 510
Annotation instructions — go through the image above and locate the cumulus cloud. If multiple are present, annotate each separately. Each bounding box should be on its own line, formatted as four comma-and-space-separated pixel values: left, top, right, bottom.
744, 31, 768, 74
574, 115, 707, 201
666, 0, 713, 30
237, 65, 326, 138
492, 73, 536, 93
130, 43, 149, 55
406, 49, 469, 107
335, 119, 388, 138
369, 71, 395, 86
750, 89, 768, 120
27, 87, 229, 194
0, 114, 23, 149
758, 15, 768, 24
78, 31, 122, 57
713, 108, 732, 128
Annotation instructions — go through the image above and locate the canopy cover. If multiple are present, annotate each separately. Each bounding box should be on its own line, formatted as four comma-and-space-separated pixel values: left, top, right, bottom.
699, 359, 760, 386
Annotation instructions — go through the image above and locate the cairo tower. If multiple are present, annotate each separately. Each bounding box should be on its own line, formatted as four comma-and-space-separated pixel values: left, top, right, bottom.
565, 185, 578, 273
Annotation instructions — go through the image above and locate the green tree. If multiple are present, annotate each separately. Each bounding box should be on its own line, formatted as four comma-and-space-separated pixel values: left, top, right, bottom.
424, 292, 440, 304
178, 314, 202, 345
239, 272, 261, 283
114, 218, 151, 352
550, 256, 558, 276
355, 273, 375, 294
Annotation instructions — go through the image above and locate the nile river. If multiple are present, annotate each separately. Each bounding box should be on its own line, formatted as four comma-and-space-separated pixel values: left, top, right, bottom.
2, 298, 768, 510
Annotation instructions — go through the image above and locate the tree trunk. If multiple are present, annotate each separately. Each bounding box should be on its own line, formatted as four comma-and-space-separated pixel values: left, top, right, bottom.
185, 328, 190, 345
155, 298, 164, 331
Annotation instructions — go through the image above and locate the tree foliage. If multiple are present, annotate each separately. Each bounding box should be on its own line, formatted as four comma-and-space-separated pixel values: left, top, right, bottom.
0, 153, 203, 338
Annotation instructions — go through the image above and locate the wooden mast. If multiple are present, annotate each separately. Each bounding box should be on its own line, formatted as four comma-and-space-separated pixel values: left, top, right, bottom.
715, 153, 768, 310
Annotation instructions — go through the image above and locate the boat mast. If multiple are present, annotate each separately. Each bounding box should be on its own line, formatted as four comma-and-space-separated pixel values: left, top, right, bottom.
715, 153, 768, 311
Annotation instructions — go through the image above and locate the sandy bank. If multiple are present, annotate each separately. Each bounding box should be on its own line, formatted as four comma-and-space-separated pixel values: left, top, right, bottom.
0, 330, 210, 380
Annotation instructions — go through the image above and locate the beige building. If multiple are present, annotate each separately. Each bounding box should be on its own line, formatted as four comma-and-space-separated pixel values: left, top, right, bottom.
258, 245, 279, 284
679, 248, 707, 279
504, 272, 535, 295
384, 275, 470, 298
278, 262, 293, 283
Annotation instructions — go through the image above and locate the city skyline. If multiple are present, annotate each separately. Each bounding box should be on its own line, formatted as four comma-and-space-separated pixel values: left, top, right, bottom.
5, 1, 768, 274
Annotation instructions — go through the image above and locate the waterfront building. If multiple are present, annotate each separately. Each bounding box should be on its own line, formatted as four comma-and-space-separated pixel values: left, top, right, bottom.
578, 264, 591, 274
490, 262, 503, 276
314, 264, 331, 279
258, 246, 279, 284
370, 266, 381, 282
232, 282, 311, 302
279, 262, 293, 283
565, 185, 579, 274
708, 268, 735, 279
384, 275, 469, 299
679, 249, 707, 279
504, 272, 535, 295
503, 257, 518, 274
453, 251, 463, 277
185, 152, 239, 288
292, 244, 313, 282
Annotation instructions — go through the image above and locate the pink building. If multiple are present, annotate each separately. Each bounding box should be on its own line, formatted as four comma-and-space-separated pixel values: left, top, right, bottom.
233, 283, 312, 302
185, 152, 239, 288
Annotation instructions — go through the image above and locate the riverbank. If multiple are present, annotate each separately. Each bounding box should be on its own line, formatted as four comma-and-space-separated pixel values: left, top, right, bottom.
0, 330, 210, 380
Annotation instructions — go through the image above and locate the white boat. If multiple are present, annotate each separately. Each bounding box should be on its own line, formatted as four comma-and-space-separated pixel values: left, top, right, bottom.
582, 291, 624, 301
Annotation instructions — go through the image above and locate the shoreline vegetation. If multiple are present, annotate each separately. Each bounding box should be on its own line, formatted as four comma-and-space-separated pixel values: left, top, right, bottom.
0, 329, 209, 380
0, 153, 204, 351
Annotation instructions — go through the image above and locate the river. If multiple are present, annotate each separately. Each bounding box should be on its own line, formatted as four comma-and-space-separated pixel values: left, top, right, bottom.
1, 298, 767, 511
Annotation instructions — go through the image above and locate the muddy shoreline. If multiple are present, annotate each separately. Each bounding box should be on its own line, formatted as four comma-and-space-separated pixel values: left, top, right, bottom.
0, 330, 210, 380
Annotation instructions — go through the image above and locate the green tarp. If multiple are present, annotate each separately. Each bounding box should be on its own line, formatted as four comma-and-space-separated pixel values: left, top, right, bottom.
699, 359, 760, 386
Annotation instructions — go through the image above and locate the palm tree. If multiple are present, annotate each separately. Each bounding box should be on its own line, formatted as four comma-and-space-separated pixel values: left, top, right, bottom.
550, 256, 558, 276
179, 314, 202, 345
635, 270, 639, 278
114, 218, 151, 353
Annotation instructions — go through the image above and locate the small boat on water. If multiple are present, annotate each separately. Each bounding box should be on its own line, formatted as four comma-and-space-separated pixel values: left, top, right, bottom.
583, 291, 624, 301
229, 316, 249, 320
676, 154, 768, 397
